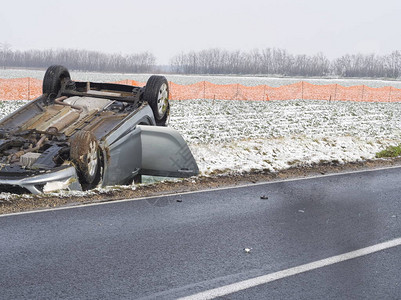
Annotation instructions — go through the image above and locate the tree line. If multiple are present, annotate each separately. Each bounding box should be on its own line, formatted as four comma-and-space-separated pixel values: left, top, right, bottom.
170, 48, 401, 78
0, 45, 156, 73
1, 43, 401, 78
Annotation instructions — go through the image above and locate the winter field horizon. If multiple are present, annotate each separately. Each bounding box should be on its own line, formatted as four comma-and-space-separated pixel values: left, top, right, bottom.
2, 68, 401, 88
1, 69, 401, 194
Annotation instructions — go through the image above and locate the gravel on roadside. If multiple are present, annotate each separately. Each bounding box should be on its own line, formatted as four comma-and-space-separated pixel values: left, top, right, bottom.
1, 157, 401, 215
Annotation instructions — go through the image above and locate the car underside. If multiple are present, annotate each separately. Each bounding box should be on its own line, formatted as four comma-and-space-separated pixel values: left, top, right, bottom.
0, 65, 198, 194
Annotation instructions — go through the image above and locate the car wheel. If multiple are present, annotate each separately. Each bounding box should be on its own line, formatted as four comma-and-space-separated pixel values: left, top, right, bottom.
70, 131, 101, 189
42, 65, 71, 97
143, 75, 170, 126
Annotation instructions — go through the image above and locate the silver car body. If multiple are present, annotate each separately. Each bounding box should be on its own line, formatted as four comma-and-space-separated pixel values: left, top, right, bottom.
0, 91, 198, 194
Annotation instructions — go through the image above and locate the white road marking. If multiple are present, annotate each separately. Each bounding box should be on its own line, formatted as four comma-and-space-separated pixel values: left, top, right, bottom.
178, 237, 401, 300
1, 165, 401, 217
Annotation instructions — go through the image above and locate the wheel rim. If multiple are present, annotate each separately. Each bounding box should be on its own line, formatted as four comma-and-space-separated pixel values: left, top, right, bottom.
157, 83, 168, 116
87, 141, 98, 177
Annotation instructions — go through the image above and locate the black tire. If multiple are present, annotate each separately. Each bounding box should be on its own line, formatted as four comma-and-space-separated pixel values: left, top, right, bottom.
143, 75, 170, 126
133, 174, 142, 184
42, 65, 71, 96
70, 131, 101, 189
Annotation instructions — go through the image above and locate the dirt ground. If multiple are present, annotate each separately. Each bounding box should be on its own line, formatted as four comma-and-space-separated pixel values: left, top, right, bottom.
1, 158, 401, 215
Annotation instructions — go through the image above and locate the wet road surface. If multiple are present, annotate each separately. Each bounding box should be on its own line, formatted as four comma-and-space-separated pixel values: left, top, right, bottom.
1, 167, 400, 299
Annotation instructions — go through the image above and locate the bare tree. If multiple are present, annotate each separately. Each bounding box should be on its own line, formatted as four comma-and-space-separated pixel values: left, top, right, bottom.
0, 42, 12, 69
3, 44, 401, 78
170, 48, 401, 79
0, 46, 156, 73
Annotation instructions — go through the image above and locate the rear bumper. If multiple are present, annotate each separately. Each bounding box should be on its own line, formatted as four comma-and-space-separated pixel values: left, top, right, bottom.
0, 166, 82, 194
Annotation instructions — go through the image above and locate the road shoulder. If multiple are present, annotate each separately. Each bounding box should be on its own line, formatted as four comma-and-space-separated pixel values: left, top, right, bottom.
1, 157, 401, 215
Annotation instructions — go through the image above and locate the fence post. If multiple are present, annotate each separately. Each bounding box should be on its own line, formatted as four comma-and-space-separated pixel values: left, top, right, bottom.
236, 83, 239, 100
301, 81, 304, 100
361, 85, 365, 102
203, 81, 206, 99
389, 86, 392, 102
263, 85, 266, 101
334, 84, 338, 101
27, 77, 30, 100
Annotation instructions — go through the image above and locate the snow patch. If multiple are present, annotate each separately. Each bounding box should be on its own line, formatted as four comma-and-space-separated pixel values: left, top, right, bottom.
1, 95, 401, 196
191, 136, 396, 175
170, 99, 401, 175
43, 179, 73, 193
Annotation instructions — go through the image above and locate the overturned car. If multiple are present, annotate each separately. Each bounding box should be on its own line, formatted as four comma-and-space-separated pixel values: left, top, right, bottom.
0, 65, 198, 194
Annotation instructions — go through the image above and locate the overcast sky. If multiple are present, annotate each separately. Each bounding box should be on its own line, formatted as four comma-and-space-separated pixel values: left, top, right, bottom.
1, 0, 401, 64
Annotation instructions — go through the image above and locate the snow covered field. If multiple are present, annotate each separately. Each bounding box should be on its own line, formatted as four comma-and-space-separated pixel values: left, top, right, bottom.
170, 99, 401, 174
1, 69, 401, 183
1, 98, 401, 177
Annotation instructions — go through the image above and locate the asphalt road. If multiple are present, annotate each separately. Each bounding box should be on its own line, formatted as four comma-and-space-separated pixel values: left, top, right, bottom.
1, 167, 400, 299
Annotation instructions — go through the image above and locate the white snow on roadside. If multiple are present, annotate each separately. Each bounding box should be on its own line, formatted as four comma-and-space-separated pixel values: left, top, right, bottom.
190, 135, 395, 174
0, 192, 33, 202
169, 99, 401, 175
1, 98, 401, 177
1, 95, 401, 197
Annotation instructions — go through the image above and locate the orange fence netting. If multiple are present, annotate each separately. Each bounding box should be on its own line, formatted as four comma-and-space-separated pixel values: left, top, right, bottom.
0, 78, 42, 101
1, 78, 401, 102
